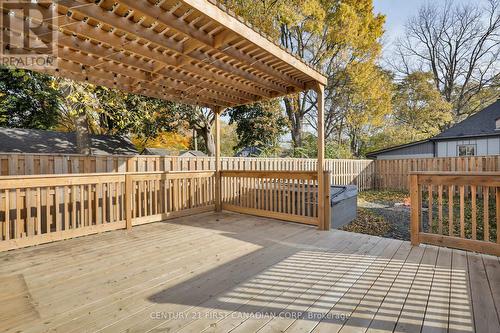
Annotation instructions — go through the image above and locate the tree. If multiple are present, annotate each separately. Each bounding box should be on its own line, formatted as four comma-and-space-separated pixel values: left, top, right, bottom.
57, 79, 100, 154
172, 105, 217, 156
132, 132, 190, 152
0, 67, 59, 129
393, 0, 500, 119
392, 72, 452, 141
224, 0, 386, 152
326, 61, 393, 156
220, 122, 238, 156
294, 133, 353, 158
124, 96, 180, 153
227, 99, 288, 152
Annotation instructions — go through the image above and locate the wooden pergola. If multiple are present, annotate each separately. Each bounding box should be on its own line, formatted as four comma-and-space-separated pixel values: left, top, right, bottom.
0, 0, 329, 228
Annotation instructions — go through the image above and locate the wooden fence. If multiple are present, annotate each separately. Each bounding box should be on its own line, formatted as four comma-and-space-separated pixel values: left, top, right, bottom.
376, 156, 500, 190
4, 153, 500, 192
0, 153, 375, 190
0, 171, 215, 252
410, 172, 500, 256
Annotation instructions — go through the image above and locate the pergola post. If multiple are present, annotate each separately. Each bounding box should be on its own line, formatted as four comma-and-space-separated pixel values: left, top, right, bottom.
315, 84, 328, 230
213, 107, 222, 212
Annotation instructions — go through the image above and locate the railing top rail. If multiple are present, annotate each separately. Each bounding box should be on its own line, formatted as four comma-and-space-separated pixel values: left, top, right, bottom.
410, 171, 500, 176
221, 170, 318, 180
413, 172, 500, 187
0, 170, 217, 181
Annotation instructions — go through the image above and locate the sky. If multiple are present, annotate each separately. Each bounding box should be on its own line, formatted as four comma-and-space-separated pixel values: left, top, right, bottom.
373, 0, 488, 56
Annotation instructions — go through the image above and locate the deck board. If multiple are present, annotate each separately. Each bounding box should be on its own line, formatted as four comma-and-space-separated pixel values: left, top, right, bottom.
0, 211, 498, 333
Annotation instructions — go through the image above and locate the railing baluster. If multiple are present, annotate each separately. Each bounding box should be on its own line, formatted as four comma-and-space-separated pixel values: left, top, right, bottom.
497, 187, 500, 244
5, 190, 10, 240
484, 186, 489, 242
460, 185, 465, 238
448, 185, 454, 236
471, 185, 477, 240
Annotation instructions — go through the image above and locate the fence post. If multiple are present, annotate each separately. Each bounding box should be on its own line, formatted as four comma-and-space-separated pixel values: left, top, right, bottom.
410, 173, 420, 246
125, 173, 133, 230
322, 171, 331, 231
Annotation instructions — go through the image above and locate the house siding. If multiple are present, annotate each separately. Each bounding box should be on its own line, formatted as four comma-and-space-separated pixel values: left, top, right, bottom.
436, 136, 500, 157
374, 141, 434, 160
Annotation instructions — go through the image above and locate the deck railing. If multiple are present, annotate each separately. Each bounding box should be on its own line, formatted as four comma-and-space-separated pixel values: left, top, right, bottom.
0, 171, 215, 251
410, 172, 500, 256
221, 171, 331, 227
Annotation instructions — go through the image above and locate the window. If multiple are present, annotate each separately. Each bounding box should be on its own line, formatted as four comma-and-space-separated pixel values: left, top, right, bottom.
496, 118, 500, 130
458, 144, 476, 156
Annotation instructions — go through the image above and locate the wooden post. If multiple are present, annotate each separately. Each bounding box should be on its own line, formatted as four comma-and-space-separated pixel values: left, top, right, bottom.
410, 173, 420, 245
323, 171, 331, 231
214, 107, 222, 212
125, 173, 133, 230
126, 157, 135, 173
315, 84, 326, 230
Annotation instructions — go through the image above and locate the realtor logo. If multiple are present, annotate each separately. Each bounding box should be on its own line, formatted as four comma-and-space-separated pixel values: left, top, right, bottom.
0, 0, 58, 69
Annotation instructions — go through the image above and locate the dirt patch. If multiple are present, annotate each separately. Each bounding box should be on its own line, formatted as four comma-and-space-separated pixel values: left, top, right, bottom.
341, 208, 392, 236
341, 190, 411, 241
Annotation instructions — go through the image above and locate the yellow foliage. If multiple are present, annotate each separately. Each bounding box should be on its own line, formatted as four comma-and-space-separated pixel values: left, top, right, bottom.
132, 132, 190, 152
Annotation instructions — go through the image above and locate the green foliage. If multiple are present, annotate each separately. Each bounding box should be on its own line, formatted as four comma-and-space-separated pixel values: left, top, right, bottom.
220, 122, 238, 156
0, 67, 60, 129
57, 79, 179, 144
363, 72, 453, 155
293, 133, 353, 159
392, 72, 452, 138
227, 100, 288, 152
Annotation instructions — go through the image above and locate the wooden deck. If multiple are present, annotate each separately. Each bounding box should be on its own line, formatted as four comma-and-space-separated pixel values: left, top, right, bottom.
0, 212, 499, 333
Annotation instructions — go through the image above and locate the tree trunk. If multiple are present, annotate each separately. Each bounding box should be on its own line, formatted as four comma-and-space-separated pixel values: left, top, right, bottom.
75, 111, 91, 155
199, 123, 215, 156
284, 96, 303, 150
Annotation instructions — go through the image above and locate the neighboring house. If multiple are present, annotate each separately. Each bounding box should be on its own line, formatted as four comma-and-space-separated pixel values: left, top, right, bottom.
0, 127, 138, 155
367, 99, 500, 159
179, 150, 207, 157
235, 146, 262, 157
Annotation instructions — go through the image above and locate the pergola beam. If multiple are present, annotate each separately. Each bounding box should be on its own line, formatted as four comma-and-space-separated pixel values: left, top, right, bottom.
117, 0, 289, 94
181, 0, 327, 86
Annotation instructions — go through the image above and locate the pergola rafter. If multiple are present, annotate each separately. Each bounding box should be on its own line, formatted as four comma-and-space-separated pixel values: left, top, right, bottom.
0, 0, 329, 229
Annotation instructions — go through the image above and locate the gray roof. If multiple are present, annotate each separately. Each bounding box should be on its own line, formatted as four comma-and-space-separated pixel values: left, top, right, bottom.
0, 127, 138, 155
179, 150, 207, 157
433, 99, 500, 139
143, 148, 176, 156
366, 99, 500, 157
